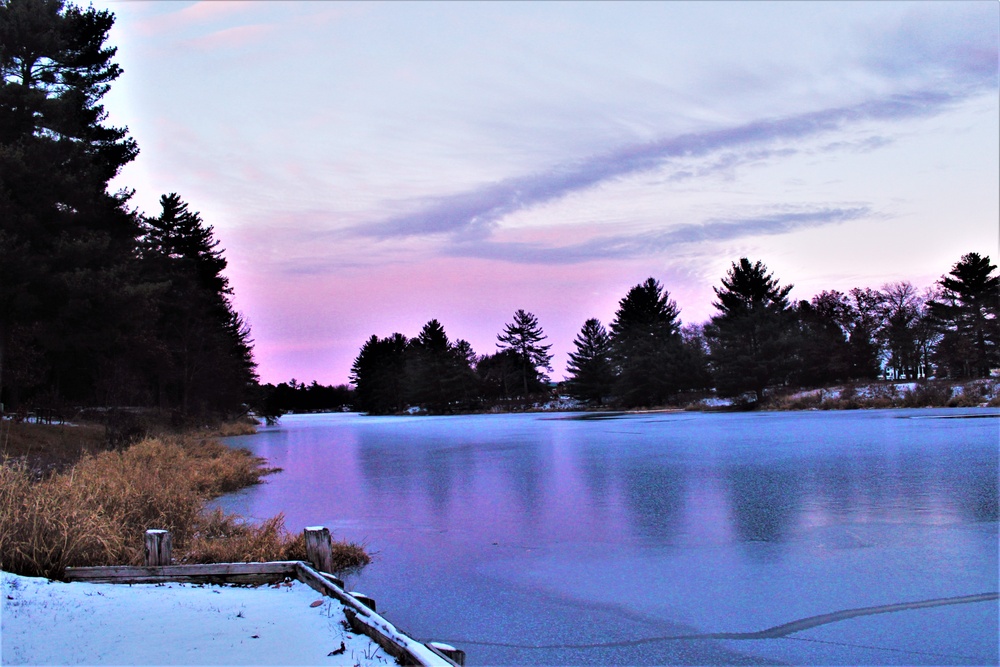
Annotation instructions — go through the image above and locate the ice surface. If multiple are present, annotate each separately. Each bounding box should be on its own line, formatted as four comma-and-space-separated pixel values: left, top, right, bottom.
215, 408, 1000, 665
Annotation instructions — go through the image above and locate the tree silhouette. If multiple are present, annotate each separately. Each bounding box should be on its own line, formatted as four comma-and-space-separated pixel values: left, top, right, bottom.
350, 333, 409, 415
1, 0, 142, 410
846, 287, 884, 381
407, 319, 476, 412
706, 258, 796, 401
609, 278, 691, 406
878, 281, 933, 380
929, 252, 1000, 378
141, 193, 256, 414
794, 291, 854, 386
564, 318, 614, 404
496, 310, 552, 398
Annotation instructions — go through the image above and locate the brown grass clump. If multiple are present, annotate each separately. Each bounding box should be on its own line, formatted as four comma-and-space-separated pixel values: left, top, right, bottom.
198, 418, 261, 438
0, 435, 367, 580
181, 509, 370, 572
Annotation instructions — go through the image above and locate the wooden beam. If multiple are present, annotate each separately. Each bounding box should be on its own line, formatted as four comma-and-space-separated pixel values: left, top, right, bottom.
65, 562, 300, 584
294, 562, 456, 667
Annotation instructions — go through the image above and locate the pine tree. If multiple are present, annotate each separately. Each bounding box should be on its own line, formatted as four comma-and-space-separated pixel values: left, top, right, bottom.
496, 309, 552, 398
141, 194, 255, 415
1, 0, 141, 409
608, 278, 692, 406
350, 333, 409, 415
564, 318, 614, 404
794, 291, 854, 386
705, 258, 796, 401
406, 319, 475, 413
928, 252, 1000, 378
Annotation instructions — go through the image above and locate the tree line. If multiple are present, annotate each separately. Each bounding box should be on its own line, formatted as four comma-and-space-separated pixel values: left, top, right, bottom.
350, 252, 999, 414
1, 0, 256, 419
257, 380, 354, 419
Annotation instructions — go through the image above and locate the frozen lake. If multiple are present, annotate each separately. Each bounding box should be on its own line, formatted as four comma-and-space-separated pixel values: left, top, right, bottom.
217, 409, 999, 665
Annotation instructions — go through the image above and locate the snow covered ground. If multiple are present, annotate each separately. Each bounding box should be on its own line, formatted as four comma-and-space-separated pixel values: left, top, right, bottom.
1, 572, 391, 666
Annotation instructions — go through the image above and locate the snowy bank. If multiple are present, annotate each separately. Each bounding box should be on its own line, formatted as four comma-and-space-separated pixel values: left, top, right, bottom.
1, 572, 390, 666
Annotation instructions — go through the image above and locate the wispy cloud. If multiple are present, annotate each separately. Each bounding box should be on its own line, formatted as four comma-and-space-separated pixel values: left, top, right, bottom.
352, 88, 972, 242
447, 206, 875, 265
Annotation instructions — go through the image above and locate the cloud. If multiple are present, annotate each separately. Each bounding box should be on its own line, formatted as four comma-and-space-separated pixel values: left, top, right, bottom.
352, 87, 973, 242
863, 2, 999, 87
447, 206, 875, 265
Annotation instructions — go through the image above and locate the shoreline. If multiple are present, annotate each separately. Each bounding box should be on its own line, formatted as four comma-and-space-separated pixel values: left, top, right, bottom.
272, 378, 1000, 418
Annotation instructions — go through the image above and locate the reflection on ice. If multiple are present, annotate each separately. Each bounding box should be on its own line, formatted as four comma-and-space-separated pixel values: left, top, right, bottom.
217, 409, 999, 665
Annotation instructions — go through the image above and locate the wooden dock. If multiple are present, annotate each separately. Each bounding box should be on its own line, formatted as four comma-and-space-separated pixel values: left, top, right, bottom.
65, 528, 465, 667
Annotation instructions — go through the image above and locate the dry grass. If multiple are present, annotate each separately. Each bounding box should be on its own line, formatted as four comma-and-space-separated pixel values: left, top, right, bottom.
0, 421, 106, 476
182, 509, 369, 572
767, 380, 1000, 411
0, 435, 368, 579
197, 418, 261, 438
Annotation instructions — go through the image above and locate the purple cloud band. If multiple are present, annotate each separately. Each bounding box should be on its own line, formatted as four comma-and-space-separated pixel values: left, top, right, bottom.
447, 206, 874, 265
353, 87, 968, 243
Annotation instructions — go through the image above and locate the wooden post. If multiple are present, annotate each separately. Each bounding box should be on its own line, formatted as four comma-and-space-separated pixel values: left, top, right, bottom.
429, 642, 466, 666
304, 526, 333, 574
144, 529, 172, 566
349, 592, 377, 612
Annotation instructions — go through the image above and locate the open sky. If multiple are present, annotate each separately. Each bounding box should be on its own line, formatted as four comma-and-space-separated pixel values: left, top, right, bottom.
92, 1, 999, 386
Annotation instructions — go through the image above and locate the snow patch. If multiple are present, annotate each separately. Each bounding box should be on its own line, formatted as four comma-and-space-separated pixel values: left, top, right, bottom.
2, 572, 390, 665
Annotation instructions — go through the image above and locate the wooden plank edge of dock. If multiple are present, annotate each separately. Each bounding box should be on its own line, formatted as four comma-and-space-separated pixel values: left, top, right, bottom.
64, 561, 301, 584
295, 562, 459, 667
63, 560, 461, 667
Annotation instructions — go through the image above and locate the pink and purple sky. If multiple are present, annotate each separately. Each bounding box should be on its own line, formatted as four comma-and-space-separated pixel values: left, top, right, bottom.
93, 1, 998, 385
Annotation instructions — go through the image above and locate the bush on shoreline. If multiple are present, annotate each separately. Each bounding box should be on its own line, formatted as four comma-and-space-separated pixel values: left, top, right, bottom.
0, 434, 369, 580
761, 379, 1000, 412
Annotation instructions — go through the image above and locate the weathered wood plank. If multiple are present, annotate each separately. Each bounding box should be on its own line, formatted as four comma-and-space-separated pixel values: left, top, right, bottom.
65, 561, 301, 583
294, 562, 456, 667
293, 562, 367, 613
63, 573, 290, 585
344, 608, 455, 667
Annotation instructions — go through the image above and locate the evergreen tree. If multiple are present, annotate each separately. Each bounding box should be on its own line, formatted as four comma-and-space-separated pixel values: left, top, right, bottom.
140, 193, 256, 415
794, 291, 854, 386
564, 318, 614, 404
449, 338, 482, 408
350, 333, 409, 415
406, 319, 476, 413
0, 0, 142, 409
476, 349, 522, 403
705, 258, 796, 401
496, 310, 553, 398
928, 252, 1000, 378
608, 278, 691, 406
